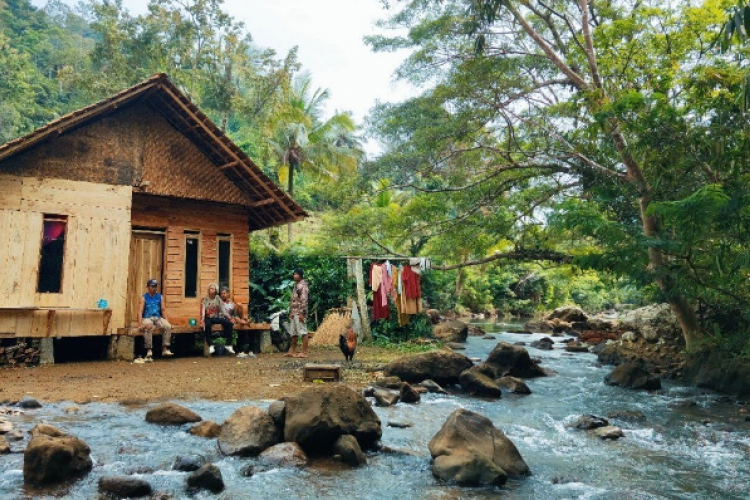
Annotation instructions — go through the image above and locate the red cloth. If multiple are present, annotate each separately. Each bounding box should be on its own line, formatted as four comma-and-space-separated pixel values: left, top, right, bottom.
370, 263, 390, 320
401, 265, 421, 300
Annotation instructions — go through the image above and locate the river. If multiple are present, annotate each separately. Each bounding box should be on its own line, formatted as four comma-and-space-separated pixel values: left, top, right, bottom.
1, 323, 749, 499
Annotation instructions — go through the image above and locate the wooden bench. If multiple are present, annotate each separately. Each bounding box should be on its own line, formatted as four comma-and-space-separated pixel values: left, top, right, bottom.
114, 323, 272, 356
0, 307, 113, 339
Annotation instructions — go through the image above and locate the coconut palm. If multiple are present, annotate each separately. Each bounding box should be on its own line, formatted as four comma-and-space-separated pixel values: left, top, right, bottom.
271, 72, 362, 242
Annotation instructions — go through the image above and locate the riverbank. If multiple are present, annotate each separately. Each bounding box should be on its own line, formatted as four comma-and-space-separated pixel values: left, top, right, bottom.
0, 346, 417, 404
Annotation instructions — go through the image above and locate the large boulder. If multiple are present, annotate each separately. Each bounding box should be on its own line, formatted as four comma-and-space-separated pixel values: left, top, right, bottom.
145, 403, 201, 425
283, 385, 382, 454
332, 434, 367, 467
433, 320, 469, 343
186, 464, 224, 493
23, 426, 92, 485
218, 406, 281, 456
459, 369, 502, 398
483, 343, 546, 378
259, 442, 308, 467
619, 304, 681, 342
605, 362, 662, 391
268, 400, 286, 427
384, 350, 474, 385
98, 476, 152, 498
420, 379, 447, 394
547, 306, 588, 323
429, 409, 529, 486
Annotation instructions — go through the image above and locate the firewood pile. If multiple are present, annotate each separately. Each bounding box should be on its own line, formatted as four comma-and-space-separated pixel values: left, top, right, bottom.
0, 341, 40, 367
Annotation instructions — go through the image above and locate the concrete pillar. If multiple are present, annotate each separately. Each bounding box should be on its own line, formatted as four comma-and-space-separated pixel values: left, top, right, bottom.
107, 335, 134, 362
39, 338, 55, 366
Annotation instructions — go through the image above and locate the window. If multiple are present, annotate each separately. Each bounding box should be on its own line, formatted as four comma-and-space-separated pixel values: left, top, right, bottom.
38, 215, 67, 293
217, 235, 232, 292
184, 233, 200, 298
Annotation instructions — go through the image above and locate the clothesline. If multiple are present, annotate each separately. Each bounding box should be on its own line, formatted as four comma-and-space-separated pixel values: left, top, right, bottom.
341, 255, 430, 261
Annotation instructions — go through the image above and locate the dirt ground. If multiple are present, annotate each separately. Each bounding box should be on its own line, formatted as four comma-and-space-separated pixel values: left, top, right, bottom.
0, 346, 411, 404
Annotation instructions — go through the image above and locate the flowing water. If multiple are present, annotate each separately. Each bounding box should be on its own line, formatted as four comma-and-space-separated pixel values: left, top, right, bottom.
1, 324, 749, 499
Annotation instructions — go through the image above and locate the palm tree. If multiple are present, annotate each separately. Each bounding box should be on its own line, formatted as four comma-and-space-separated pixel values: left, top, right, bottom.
271, 72, 362, 242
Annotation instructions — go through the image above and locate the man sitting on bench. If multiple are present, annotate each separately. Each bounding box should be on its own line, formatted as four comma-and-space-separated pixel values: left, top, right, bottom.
139, 279, 173, 360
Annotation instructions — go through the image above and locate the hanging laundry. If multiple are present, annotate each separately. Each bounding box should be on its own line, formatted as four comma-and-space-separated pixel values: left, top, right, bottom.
371, 263, 383, 292
402, 264, 422, 300
370, 262, 389, 321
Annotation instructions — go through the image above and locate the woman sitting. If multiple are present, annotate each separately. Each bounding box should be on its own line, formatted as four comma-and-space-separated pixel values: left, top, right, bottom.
219, 287, 255, 358
201, 283, 234, 355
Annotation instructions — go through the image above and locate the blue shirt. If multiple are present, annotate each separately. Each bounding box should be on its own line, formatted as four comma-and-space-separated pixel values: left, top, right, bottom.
142, 293, 162, 318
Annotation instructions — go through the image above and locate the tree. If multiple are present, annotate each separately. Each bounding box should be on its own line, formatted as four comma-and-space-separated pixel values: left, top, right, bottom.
361, 0, 750, 349
270, 72, 362, 242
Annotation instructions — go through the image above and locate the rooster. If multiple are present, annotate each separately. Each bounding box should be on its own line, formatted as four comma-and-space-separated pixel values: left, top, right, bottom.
339, 327, 357, 362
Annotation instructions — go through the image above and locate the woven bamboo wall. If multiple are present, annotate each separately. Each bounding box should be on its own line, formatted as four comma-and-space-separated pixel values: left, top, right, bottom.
130, 194, 250, 327
0, 175, 131, 337
0, 104, 254, 207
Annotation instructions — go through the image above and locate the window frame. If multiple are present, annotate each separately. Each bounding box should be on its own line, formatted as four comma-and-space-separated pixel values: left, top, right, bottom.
183, 231, 201, 299
217, 234, 233, 294
37, 214, 69, 294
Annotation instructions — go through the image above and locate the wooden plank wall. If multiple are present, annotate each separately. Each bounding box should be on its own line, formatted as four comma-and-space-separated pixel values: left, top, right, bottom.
0, 174, 132, 337
130, 194, 250, 327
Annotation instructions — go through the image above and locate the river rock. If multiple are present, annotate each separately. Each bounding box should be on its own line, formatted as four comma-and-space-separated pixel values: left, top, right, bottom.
189, 421, 221, 438
374, 376, 403, 389
186, 464, 224, 493
18, 397, 42, 409
433, 320, 469, 343
425, 309, 443, 324
373, 389, 400, 407
333, 434, 367, 466
6, 430, 24, 441
388, 421, 414, 428
468, 325, 486, 336
99, 476, 153, 498
399, 383, 421, 404
23, 428, 92, 485
0, 436, 9, 454
268, 400, 286, 426
259, 442, 308, 467
219, 406, 281, 456
547, 306, 588, 323
605, 362, 662, 390
459, 369, 502, 398
592, 426, 624, 440
565, 343, 590, 353
619, 304, 681, 342
567, 415, 609, 430
173, 455, 206, 472
384, 350, 474, 385
0, 419, 12, 434
30, 423, 68, 438
283, 385, 382, 454
496, 376, 531, 395
484, 343, 546, 378
64, 405, 80, 414
446, 342, 466, 350
429, 409, 529, 486
420, 379, 447, 394
530, 338, 554, 350
145, 403, 201, 425
606, 410, 646, 422
524, 320, 554, 333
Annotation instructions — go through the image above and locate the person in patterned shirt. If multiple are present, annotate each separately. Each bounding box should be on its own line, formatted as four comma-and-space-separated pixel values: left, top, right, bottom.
285, 268, 309, 358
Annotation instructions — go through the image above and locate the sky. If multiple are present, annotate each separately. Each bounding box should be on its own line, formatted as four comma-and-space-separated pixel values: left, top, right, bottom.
32, 0, 418, 153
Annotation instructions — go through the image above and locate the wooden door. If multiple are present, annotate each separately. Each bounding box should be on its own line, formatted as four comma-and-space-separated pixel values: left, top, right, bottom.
125, 232, 164, 326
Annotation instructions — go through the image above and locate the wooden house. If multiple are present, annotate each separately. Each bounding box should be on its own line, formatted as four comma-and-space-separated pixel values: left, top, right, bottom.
0, 73, 305, 363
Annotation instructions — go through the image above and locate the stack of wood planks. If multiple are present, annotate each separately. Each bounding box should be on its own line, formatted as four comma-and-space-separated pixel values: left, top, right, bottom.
0, 341, 39, 367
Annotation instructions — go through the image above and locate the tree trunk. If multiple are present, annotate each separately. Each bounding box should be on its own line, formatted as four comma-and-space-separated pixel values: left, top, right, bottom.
287, 162, 295, 243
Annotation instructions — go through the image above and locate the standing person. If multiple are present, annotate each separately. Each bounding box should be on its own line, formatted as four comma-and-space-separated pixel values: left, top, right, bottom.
138, 279, 173, 360
285, 268, 309, 358
201, 283, 235, 355
219, 287, 255, 358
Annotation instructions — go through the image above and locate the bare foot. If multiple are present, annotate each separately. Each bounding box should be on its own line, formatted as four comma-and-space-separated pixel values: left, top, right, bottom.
284, 352, 295, 358
296, 353, 308, 359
